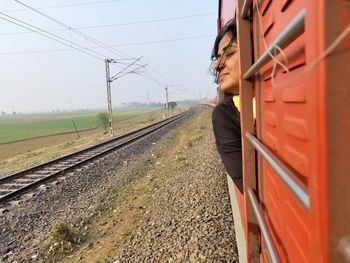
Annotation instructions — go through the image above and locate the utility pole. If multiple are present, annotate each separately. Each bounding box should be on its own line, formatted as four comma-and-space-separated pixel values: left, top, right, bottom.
104, 57, 147, 137
165, 85, 169, 117
146, 89, 150, 105
105, 59, 113, 137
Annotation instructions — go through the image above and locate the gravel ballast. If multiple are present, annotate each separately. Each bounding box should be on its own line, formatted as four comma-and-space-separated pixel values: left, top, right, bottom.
114, 108, 238, 262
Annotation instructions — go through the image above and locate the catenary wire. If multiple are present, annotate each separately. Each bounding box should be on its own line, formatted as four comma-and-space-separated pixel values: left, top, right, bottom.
0, 12, 216, 35
3, 0, 123, 13
8, 0, 145, 74
1, 3, 174, 88
0, 13, 134, 71
0, 35, 214, 55
0, 13, 105, 61
13, 0, 185, 86
0, 11, 113, 60
110, 56, 143, 80
14, 0, 135, 59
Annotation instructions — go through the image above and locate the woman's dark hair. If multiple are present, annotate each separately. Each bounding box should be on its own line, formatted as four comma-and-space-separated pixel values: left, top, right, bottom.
211, 19, 237, 62
210, 19, 238, 103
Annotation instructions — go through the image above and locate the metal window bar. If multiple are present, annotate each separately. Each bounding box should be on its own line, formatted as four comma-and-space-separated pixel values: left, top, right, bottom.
241, 0, 253, 19
339, 236, 350, 262
245, 132, 310, 209
247, 188, 280, 263
244, 9, 306, 80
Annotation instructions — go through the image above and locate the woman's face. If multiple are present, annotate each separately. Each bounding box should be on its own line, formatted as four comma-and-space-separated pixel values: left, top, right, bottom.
215, 33, 239, 94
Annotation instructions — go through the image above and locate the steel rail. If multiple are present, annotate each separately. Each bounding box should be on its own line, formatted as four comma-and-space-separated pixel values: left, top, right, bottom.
339, 236, 350, 262
241, 0, 253, 19
0, 110, 193, 203
244, 9, 306, 80
245, 132, 310, 209
247, 188, 280, 263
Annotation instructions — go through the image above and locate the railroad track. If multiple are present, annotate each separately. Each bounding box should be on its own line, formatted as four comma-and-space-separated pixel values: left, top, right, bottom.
0, 109, 194, 203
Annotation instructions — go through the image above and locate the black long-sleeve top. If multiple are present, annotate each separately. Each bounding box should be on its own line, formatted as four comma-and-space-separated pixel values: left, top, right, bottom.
212, 101, 243, 193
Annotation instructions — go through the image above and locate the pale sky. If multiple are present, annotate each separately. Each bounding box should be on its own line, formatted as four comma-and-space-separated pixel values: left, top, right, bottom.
0, 0, 218, 113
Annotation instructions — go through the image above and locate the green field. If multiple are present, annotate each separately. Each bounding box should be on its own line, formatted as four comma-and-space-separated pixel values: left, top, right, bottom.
0, 109, 160, 144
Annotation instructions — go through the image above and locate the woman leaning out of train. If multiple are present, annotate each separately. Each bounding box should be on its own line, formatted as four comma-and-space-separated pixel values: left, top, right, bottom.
211, 19, 243, 193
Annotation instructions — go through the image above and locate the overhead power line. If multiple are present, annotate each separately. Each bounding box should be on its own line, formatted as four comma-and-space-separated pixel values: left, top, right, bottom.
3, 0, 123, 13
13, 0, 182, 87
2, 0, 182, 88
140, 72, 167, 87
14, 0, 132, 60
113, 35, 215, 47
0, 12, 106, 60
0, 10, 134, 70
0, 35, 214, 56
0, 12, 216, 35
110, 56, 144, 81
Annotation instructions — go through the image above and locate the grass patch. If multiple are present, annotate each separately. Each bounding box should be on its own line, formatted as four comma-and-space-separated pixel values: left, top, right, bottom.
53, 221, 81, 244
40, 220, 84, 261
189, 127, 203, 146
174, 147, 189, 167
174, 151, 187, 162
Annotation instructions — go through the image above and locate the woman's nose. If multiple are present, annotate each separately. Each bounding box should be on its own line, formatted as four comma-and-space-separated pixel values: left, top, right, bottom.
215, 58, 224, 72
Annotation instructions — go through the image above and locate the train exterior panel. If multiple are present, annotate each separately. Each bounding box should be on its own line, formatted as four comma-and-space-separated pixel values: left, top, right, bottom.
218, 0, 350, 262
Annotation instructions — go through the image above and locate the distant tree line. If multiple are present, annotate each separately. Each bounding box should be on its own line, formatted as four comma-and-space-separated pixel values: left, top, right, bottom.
168, 101, 177, 110
121, 102, 164, 108
1, 110, 18, 115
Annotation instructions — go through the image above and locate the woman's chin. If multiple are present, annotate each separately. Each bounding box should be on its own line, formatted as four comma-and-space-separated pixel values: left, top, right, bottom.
221, 87, 234, 94
220, 84, 239, 94
220, 85, 230, 93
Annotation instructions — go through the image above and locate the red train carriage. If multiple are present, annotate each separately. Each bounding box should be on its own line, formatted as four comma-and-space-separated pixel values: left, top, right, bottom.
218, 0, 350, 262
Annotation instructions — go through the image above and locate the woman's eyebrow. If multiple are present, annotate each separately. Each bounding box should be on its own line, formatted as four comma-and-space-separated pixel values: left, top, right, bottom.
223, 44, 237, 52
217, 43, 237, 59
223, 45, 231, 52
